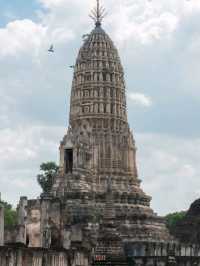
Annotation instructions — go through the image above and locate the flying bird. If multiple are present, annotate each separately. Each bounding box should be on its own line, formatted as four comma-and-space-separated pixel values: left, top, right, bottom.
82, 34, 90, 41
48, 45, 54, 53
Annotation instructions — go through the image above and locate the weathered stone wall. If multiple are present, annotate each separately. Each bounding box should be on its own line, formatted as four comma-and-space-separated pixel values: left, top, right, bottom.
123, 241, 200, 257
0, 205, 4, 246
0, 242, 200, 266
0, 247, 89, 266
94, 241, 200, 266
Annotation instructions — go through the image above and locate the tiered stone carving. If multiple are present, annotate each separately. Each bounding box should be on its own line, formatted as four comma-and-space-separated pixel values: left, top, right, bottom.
53, 16, 171, 243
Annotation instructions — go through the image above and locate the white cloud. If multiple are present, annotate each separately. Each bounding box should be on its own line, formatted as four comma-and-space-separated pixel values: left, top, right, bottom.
39, 0, 66, 8
102, 0, 200, 48
128, 92, 152, 107
0, 19, 47, 57
0, 17, 75, 58
105, 0, 179, 46
136, 133, 200, 215
0, 125, 64, 205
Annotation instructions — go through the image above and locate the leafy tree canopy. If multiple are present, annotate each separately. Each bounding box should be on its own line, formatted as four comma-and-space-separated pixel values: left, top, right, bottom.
165, 211, 186, 232
37, 161, 59, 194
40, 162, 59, 175
0, 200, 17, 228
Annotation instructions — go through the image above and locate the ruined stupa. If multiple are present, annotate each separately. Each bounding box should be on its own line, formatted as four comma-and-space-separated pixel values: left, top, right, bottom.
1, 1, 200, 265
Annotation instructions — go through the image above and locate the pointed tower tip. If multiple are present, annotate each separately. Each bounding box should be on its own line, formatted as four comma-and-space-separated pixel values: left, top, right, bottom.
89, 0, 106, 27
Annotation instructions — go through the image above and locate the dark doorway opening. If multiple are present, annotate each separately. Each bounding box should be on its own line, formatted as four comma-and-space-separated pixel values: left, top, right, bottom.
65, 149, 73, 174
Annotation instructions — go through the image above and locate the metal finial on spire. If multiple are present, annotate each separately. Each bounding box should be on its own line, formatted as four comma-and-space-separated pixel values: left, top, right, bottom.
89, 0, 106, 27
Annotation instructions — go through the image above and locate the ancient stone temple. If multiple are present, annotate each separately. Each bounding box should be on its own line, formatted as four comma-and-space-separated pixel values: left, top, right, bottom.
1, 1, 200, 266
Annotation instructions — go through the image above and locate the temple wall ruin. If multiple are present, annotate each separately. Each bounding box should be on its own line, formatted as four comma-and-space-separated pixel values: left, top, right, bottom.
0, 206, 4, 246
0, 247, 89, 266
0, 243, 200, 266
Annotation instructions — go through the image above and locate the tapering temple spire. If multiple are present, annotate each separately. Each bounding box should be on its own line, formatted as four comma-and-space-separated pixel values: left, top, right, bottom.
89, 0, 106, 27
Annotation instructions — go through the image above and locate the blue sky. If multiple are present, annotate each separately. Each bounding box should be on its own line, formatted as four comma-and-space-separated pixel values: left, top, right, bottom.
0, 0, 41, 27
0, 0, 200, 215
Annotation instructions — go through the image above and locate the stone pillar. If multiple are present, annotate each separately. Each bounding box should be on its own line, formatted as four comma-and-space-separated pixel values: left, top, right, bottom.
52, 255, 58, 266
63, 229, 71, 250
16, 249, 23, 266
0, 203, 4, 246
73, 252, 89, 266
40, 196, 51, 248
58, 253, 66, 266
16, 196, 28, 244
32, 254, 42, 266
8, 251, 15, 266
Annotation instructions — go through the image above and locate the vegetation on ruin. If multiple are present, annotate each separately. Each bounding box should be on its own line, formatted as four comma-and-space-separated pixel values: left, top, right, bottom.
165, 211, 186, 232
39, 162, 59, 174
37, 161, 59, 193
0, 200, 17, 228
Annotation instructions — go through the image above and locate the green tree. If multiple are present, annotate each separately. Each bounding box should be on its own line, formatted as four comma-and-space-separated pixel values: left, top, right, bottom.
37, 162, 59, 194
40, 162, 59, 174
165, 211, 186, 232
0, 200, 17, 228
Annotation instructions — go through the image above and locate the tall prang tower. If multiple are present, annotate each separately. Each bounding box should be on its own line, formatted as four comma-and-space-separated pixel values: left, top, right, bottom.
52, 0, 171, 243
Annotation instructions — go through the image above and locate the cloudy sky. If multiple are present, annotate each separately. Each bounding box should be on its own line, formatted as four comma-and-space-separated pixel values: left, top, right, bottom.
0, 0, 200, 215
